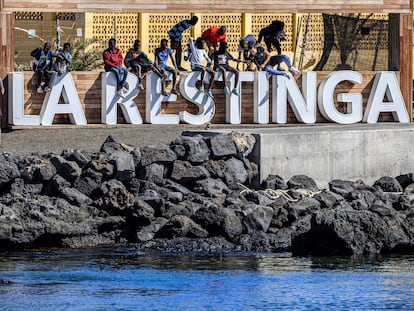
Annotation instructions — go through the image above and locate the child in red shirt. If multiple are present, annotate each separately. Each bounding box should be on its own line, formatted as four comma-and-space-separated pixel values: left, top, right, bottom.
103, 38, 128, 97
201, 26, 227, 57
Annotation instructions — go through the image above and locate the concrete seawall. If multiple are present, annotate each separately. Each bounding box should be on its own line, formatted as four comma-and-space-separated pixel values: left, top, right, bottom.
190, 123, 414, 188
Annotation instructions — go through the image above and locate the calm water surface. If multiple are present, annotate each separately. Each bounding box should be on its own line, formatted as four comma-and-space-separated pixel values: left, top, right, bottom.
0, 248, 413, 311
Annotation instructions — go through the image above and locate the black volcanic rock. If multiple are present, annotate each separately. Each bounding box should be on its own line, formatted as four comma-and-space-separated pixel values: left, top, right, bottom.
0, 133, 413, 256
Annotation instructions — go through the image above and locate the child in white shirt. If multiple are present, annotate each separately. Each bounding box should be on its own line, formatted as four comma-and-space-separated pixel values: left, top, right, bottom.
188, 37, 215, 98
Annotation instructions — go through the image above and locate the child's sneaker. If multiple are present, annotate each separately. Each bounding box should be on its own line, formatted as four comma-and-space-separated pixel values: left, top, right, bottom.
289, 66, 300, 75
232, 88, 239, 96
171, 88, 180, 96
138, 83, 144, 90
44, 86, 51, 92
37, 86, 43, 93
206, 90, 214, 99
224, 86, 230, 95
199, 85, 205, 92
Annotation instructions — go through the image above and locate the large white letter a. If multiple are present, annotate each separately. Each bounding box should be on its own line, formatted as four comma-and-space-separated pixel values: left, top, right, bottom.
40, 72, 87, 125
363, 72, 409, 123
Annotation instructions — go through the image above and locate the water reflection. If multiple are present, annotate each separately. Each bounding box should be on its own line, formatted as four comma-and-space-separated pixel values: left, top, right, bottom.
1, 247, 414, 272
0, 248, 413, 311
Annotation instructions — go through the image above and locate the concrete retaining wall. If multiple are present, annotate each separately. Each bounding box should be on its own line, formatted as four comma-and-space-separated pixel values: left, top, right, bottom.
193, 123, 414, 189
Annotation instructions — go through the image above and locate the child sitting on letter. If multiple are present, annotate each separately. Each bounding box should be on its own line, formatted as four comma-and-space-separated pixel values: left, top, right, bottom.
212, 41, 248, 96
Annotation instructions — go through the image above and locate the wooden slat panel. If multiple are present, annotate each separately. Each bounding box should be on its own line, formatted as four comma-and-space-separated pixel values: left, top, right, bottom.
399, 13, 413, 118
0, 3, 14, 127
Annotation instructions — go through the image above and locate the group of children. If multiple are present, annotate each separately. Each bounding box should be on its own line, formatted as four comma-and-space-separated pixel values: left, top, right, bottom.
109, 19, 299, 99
109, 37, 182, 98
30, 18, 299, 99
31, 42, 73, 93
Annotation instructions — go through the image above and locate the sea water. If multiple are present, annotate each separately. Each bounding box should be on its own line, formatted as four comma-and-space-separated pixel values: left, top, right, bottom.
0, 248, 413, 311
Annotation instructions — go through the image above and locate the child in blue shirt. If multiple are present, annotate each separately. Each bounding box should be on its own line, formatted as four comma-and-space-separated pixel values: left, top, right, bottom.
154, 38, 180, 96
168, 16, 198, 71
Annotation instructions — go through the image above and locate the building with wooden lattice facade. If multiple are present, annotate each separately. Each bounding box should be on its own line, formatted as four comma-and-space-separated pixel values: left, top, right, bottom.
12, 12, 391, 72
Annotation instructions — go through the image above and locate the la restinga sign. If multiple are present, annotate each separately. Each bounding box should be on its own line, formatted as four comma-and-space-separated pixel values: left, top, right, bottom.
7, 70, 410, 126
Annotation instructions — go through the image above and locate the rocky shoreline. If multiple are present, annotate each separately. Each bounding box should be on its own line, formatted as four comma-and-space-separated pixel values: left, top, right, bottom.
0, 131, 414, 256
